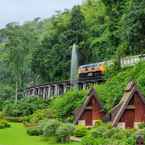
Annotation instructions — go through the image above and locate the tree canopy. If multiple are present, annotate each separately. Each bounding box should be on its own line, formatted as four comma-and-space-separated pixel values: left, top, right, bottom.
0, 0, 145, 99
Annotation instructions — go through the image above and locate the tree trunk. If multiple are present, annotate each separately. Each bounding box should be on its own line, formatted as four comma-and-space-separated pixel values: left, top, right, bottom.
15, 81, 18, 104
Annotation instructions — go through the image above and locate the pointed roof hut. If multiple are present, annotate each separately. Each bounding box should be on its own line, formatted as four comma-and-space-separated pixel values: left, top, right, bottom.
74, 88, 105, 126
111, 81, 145, 128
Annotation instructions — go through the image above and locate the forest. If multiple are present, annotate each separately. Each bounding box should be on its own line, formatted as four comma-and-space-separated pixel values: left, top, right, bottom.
0, 0, 145, 101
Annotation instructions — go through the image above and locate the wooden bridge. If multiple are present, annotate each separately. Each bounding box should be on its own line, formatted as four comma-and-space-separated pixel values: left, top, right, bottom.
25, 77, 103, 100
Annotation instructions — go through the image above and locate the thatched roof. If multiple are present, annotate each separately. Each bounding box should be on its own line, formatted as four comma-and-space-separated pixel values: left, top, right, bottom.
112, 81, 145, 127
73, 88, 104, 124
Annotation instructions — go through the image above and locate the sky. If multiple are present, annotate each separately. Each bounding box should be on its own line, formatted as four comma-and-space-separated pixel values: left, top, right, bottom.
0, 0, 83, 28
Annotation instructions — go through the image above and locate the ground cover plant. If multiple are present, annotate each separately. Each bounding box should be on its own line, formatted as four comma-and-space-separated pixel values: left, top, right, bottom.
26, 119, 75, 143
0, 119, 10, 129
81, 121, 136, 145
2, 97, 49, 117
23, 108, 57, 126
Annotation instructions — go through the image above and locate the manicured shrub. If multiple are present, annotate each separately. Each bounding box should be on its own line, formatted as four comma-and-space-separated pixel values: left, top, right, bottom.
38, 118, 75, 143
56, 123, 74, 143
81, 123, 136, 145
40, 119, 61, 137
27, 127, 43, 136
0, 119, 10, 129
3, 97, 49, 117
23, 108, 56, 125
73, 125, 88, 137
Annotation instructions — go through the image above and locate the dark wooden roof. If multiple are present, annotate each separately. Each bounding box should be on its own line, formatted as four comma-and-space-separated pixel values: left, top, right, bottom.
74, 88, 104, 124
112, 81, 145, 127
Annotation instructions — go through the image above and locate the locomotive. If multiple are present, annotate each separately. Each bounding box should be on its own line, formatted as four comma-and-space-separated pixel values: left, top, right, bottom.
78, 54, 145, 82
78, 62, 106, 82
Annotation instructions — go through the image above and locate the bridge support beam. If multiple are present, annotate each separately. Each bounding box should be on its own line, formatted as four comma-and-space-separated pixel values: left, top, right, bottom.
26, 80, 101, 100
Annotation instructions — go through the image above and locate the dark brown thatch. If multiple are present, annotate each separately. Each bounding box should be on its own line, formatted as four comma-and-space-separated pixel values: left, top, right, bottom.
112, 81, 145, 127
73, 88, 104, 124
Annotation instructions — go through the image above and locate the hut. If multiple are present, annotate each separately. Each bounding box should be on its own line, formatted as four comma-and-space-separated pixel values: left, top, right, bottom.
73, 88, 105, 126
111, 81, 145, 129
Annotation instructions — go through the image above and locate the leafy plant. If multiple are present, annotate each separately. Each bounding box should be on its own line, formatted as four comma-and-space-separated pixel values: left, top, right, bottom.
73, 125, 88, 137
39, 119, 61, 137
56, 123, 74, 143
24, 108, 57, 125
27, 127, 43, 136
3, 97, 49, 117
0, 119, 10, 129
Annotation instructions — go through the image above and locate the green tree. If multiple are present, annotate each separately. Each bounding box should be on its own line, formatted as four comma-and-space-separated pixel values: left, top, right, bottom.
3, 22, 40, 102
123, 0, 145, 54
65, 5, 89, 64
32, 6, 89, 82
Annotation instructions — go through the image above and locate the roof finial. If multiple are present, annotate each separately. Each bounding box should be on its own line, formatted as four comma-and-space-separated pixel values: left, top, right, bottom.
125, 80, 136, 92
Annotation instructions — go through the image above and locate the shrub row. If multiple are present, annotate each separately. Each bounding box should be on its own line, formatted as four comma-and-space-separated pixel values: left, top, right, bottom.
2, 97, 49, 117
81, 122, 136, 145
0, 119, 10, 129
27, 127, 43, 136
26, 119, 75, 143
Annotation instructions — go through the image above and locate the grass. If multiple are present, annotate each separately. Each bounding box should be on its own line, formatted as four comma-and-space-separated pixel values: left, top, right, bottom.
0, 123, 80, 145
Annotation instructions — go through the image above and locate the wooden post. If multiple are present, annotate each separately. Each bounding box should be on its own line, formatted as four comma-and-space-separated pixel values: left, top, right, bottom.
54, 85, 58, 96
83, 83, 86, 89
47, 86, 51, 99
15, 81, 18, 104
43, 88, 46, 100
136, 135, 144, 145
64, 84, 67, 93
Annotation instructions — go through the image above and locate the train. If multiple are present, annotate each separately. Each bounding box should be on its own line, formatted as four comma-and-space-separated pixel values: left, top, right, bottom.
78, 54, 145, 81
78, 62, 106, 81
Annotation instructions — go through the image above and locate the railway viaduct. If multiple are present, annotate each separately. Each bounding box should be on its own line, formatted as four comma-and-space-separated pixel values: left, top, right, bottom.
25, 77, 103, 100
26, 54, 145, 100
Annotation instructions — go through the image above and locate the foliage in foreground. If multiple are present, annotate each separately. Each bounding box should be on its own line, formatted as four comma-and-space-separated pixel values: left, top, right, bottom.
0, 119, 10, 129
0, 122, 80, 145
73, 125, 88, 137
26, 119, 75, 143
27, 127, 43, 136
81, 122, 136, 145
2, 97, 49, 117
24, 108, 57, 126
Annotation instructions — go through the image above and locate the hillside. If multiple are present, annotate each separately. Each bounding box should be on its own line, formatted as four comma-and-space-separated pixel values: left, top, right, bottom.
50, 62, 145, 120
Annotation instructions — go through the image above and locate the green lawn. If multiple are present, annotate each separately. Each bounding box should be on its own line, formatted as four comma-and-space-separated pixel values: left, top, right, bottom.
0, 123, 80, 145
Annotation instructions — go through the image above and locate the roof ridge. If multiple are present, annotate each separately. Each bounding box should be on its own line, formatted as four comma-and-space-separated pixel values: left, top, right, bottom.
112, 88, 135, 126
125, 80, 136, 92
74, 88, 103, 124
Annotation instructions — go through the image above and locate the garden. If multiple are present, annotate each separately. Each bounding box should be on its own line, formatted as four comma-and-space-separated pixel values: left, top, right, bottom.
0, 62, 145, 145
